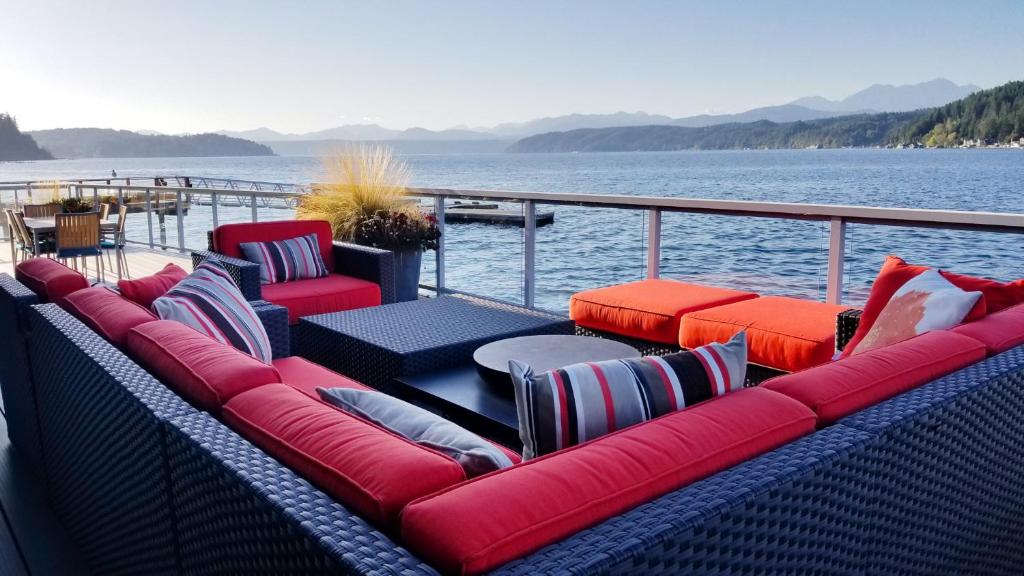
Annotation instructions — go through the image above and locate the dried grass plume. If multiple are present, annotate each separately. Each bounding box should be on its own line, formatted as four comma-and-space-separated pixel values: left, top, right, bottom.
298, 144, 414, 240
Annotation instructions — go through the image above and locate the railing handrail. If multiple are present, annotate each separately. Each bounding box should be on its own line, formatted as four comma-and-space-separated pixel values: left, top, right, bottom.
71, 183, 304, 200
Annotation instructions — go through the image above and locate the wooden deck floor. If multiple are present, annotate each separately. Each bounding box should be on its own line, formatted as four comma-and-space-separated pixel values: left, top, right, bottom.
0, 240, 193, 280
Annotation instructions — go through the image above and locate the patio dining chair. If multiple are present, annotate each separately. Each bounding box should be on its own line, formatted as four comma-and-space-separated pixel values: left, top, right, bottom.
102, 205, 129, 278
5, 209, 31, 263
23, 203, 62, 218
10, 210, 54, 259
55, 212, 104, 280
98, 202, 111, 221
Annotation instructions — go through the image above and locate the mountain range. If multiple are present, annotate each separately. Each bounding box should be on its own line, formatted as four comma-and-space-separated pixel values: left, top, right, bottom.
508, 80, 1023, 152
218, 78, 981, 144
28, 128, 274, 159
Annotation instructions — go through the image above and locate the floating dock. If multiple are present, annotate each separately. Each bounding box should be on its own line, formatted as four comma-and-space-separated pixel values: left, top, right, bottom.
436, 201, 555, 227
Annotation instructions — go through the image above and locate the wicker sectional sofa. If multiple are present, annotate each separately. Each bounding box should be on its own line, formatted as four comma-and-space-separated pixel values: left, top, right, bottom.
2, 262, 1024, 574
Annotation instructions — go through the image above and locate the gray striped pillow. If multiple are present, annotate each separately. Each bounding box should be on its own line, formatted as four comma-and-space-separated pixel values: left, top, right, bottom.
510, 331, 747, 460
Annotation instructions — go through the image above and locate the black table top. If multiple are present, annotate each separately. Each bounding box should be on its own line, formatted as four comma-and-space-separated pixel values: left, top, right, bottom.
300, 295, 572, 354
474, 335, 640, 380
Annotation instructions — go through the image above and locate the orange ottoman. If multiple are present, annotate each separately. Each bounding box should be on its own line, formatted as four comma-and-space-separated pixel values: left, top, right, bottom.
570, 279, 758, 345
680, 296, 850, 372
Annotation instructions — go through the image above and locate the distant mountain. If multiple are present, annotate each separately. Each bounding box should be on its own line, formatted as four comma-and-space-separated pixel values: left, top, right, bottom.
487, 112, 675, 138
218, 124, 496, 142
29, 128, 274, 159
670, 104, 870, 127
790, 78, 981, 113
508, 80, 1023, 152
267, 138, 511, 156
0, 114, 53, 161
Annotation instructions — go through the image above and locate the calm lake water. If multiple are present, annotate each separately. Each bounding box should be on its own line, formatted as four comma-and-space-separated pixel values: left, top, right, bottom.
2, 149, 1022, 311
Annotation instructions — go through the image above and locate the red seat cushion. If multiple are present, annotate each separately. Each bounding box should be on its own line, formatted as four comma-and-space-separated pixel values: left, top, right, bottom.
570, 279, 758, 344
14, 258, 89, 306
63, 287, 157, 347
262, 274, 381, 324
841, 256, 1022, 358
117, 263, 187, 308
400, 387, 815, 576
681, 296, 848, 372
272, 356, 372, 399
125, 320, 281, 411
213, 220, 336, 272
951, 303, 1024, 355
272, 357, 522, 464
763, 330, 987, 426
222, 384, 466, 530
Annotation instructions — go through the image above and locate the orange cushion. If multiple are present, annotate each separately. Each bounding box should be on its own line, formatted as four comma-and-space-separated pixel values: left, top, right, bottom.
680, 296, 849, 372
570, 279, 758, 344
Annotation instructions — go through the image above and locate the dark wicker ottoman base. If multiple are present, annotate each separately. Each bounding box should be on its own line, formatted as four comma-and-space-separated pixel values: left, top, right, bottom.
296, 295, 575, 391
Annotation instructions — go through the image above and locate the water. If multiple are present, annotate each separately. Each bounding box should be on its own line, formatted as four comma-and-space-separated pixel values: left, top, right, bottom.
2, 149, 1022, 312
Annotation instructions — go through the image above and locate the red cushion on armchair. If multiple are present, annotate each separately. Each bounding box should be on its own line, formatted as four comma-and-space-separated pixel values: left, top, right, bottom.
261, 275, 381, 324
212, 220, 336, 272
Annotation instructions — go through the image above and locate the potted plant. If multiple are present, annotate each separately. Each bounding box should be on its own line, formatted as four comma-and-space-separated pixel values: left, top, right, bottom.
297, 145, 440, 301
353, 210, 440, 301
50, 196, 94, 213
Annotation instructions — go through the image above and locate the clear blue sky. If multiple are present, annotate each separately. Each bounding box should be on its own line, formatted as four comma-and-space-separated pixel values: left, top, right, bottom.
2, 0, 1022, 134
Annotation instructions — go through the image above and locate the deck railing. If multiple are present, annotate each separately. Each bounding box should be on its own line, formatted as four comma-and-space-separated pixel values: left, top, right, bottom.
55, 182, 1024, 308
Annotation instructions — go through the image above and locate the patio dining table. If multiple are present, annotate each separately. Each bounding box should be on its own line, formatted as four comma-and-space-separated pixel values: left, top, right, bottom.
20, 216, 120, 275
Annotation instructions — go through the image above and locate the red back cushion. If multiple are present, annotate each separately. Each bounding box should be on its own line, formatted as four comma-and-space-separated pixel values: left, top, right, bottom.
763, 330, 987, 426
843, 256, 1023, 357
222, 384, 466, 530
117, 263, 187, 308
63, 287, 157, 347
213, 221, 335, 272
14, 258, 89, 306
125, 320, 281, 411
951, 303, 1024, 355
400, 387, 816, 575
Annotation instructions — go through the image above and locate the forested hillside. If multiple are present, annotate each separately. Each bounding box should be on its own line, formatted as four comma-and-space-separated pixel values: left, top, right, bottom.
0, 114, 53, 161
891, 81, 1024, 147
29, 128, 274, 159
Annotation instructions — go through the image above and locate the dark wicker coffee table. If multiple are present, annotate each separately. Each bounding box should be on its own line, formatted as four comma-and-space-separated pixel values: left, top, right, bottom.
296, 295, 574, 392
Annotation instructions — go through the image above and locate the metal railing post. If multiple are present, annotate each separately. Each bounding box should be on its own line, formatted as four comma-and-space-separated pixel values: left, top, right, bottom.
251, 193, 258, 222
523, 200, 537, 308
434, 196, 446, 293
176, 190, 186, 250
145, 188, 155, 248
826, 216, 846, 304
211, 190, 219, 229
647, 208, 662, 279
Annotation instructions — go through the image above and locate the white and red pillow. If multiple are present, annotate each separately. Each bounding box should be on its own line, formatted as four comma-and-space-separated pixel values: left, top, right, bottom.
847, 269, 982, 356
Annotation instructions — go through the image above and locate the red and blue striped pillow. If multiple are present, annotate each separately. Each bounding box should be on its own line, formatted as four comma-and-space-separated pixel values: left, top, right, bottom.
152, 259, 273, 364
510, 331, 747, 460
239, 233, 329, 284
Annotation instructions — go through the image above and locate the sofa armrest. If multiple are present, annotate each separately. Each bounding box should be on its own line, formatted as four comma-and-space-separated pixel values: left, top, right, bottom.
250, 300, 290, 359
835, 308, 862, 353
191, 250, 262, 301
332, 242, 396, 304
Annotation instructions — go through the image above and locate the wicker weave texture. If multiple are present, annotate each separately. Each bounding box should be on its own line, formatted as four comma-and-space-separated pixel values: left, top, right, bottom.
27, 304, 197, 575
0, 274, 44, 477
836, 309, 863, 353
332, 242, 396, 304
190, 250, 263, 300
251, 299, 291, 358
500, 423, 878, 575
167, 411, 438, 576
297, 295, 574, 390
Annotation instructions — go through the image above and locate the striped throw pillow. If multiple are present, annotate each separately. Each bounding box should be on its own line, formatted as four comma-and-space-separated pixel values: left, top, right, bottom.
152, 259, 273, 364
239, 233, 329, 284
510, 331, 747, 460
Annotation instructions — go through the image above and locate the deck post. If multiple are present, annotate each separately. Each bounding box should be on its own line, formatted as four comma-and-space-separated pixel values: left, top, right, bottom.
211, 190, 219, 229
523, 200, 537, 308
647, 208, 662, 279
176, 190, 185, 250
250, 193, 258, 222
434, 196, 446, 294
826, 216, 846, 304
145, 189, 155, 249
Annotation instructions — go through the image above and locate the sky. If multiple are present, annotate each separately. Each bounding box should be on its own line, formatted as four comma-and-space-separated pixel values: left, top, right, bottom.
2, 0, 1023, 134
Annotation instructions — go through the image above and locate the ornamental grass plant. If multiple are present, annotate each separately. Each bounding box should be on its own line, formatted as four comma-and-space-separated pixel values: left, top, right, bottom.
299, 144, 416, 241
